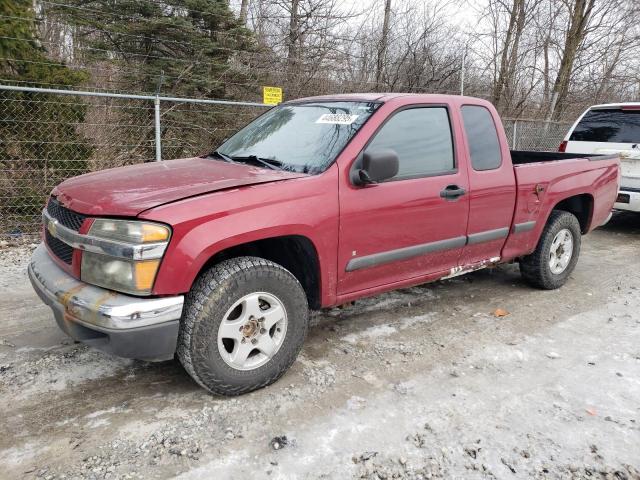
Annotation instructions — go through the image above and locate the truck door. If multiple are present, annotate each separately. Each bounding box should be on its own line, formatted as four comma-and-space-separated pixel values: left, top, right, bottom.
459, 104, 516, 266
337, 104, 470, 295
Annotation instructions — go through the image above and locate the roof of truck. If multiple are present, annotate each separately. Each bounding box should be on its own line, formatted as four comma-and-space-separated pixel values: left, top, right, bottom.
286, 92, 484, 104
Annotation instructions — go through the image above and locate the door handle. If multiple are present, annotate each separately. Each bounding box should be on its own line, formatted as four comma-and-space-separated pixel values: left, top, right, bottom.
440, 185, 466, 200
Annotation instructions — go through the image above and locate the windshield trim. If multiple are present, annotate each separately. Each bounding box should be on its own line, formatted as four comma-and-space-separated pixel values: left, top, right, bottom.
284, 98, 384, 107
212, 100, 383, 175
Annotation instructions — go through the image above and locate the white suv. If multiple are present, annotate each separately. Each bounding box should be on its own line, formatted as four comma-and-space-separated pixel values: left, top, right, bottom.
561, 103, 640, 212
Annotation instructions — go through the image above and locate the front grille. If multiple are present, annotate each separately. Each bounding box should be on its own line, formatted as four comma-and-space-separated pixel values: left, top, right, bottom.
45, 196, 85, 265
45, 229, 73, 264
47, 197, 86, 231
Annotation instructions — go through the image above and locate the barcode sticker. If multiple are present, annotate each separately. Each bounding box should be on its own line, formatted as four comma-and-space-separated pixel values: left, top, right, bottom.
316, 113, 359, 125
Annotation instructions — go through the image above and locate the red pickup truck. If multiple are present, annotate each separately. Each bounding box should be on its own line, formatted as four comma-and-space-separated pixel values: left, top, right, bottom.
29, 93, 619, 395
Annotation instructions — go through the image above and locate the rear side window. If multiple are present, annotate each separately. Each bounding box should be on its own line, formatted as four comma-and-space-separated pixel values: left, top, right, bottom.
569, 109, 640, 143
365, 107, 455, 181
461, 105, 502, 171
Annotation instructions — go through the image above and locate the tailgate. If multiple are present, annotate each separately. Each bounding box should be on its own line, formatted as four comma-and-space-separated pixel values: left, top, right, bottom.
620, 158, 640, 190
592, 147, 639, 189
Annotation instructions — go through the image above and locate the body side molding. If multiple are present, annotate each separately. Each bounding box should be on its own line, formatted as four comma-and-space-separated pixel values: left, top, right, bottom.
346, 236, 467, 272
466, 227, 509, 245
346, 225, 515, 272
512, 221, 536, 234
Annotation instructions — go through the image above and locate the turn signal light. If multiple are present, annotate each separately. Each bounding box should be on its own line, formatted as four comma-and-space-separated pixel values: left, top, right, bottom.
134, 260, 161, 291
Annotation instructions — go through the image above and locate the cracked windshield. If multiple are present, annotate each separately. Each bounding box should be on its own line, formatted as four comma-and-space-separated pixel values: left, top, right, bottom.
215, 101, 380, 173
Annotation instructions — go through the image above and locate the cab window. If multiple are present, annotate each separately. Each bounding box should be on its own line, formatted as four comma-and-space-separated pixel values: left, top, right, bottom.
365, 107, 455, 181
462, 105, 502, 171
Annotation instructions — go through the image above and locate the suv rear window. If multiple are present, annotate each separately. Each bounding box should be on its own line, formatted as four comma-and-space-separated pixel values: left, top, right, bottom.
570, 109, 640, 143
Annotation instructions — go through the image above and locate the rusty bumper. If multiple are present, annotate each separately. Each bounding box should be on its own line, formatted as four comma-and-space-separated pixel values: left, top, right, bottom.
28, 244, 184, 361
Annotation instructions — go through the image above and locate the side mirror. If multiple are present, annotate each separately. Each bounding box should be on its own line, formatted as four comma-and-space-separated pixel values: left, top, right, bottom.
354, 148, 399, 185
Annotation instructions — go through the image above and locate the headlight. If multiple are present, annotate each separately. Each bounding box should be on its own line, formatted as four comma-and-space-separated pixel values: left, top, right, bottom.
82, 252, 160, 295
81, 219, 170, 295
89, 218, 170, 243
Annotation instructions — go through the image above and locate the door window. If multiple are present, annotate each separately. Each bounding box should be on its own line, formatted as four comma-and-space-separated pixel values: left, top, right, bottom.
365, 107, 455, 181
461, 105, 502, 171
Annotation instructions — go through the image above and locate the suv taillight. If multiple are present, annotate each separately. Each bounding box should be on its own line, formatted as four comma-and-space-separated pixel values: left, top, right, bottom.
558, 140, 567, 152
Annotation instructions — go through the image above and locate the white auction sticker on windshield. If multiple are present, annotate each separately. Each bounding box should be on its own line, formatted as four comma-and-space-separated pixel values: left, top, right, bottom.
316, 113, 359, 125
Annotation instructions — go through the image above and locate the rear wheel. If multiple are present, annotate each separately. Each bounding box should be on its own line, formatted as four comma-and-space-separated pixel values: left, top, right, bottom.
519, 211, 582, 289
177, 257, 309, 395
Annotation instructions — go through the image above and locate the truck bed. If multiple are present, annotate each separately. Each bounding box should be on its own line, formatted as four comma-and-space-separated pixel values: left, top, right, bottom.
510, 150, 614, 165
500, 151, 620, 263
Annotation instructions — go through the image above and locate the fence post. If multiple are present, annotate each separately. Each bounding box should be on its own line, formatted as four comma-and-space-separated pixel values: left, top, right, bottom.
154, 95, 162, 161
460, 49, 465, 96
512, 120, 518, 150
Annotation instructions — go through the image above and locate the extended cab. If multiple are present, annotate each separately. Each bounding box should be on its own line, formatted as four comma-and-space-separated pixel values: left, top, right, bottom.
29, 94, 620, 395
560, 102, 640, 212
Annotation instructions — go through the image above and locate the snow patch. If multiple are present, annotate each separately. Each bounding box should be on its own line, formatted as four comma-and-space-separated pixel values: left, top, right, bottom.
341, 312, 435, 344
86, 417, 111, 429
0, 442, 49, 467
342, 324, 397, 344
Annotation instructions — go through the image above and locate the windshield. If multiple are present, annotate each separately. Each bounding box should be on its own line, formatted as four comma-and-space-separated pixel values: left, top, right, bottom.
570, 108, 640, 143
215, 101, 380, 173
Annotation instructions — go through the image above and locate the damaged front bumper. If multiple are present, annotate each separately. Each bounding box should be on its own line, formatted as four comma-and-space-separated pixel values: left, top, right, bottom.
28, 244, 184, 361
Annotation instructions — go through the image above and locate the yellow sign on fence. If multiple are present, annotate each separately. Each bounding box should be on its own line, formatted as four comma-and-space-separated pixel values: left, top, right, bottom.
263, 86, 283, 105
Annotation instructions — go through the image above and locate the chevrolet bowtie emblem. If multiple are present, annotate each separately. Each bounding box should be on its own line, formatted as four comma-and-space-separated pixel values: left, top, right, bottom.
47, 219, 57, 237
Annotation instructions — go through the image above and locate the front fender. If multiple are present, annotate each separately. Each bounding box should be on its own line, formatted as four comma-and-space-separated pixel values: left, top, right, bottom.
140, 169, 339, 305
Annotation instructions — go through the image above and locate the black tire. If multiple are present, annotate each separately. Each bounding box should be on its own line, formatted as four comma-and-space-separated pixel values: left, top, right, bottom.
177, 257, 309, 396
519, 210, 582, 290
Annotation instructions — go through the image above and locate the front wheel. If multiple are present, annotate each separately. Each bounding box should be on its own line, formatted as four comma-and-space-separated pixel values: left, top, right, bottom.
177, 257, 309, 395
519, 211, 582, 289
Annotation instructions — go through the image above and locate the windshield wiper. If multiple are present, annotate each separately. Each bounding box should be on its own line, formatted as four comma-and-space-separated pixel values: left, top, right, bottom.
208, 150, 235, 163
230, 155, 284, 171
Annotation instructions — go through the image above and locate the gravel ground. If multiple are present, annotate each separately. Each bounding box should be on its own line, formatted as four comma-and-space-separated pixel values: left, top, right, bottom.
1, 212, 639, 480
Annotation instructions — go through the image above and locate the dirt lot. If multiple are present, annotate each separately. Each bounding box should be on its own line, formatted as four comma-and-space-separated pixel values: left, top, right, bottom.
1, 213, 639, 480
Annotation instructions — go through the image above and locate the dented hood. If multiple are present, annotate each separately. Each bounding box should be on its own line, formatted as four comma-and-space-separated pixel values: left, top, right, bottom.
52, 157, 306, 217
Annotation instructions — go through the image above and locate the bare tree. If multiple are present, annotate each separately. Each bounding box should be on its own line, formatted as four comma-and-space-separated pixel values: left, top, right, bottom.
491, 0, 527, 108
546, 0, 634, 118
239, 0, 250, 24
286, 0, 301, 79
34, 0, 640, 121
376, 0, 392, 90
547, 0, 595, 118
474, 0, 543, 115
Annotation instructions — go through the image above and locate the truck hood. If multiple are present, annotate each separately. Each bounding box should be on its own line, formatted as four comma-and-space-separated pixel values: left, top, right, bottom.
52, 157, 307, 216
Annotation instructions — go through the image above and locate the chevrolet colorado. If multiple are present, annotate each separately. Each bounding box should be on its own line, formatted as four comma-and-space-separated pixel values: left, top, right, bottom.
28, 93, 620, 395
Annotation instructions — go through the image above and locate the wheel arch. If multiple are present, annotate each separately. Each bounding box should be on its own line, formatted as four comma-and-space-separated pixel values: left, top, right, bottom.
550, 193, 594, 233
194, 235, 323, 310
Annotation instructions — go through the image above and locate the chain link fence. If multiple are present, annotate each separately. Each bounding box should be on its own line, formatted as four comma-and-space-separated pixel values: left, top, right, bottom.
0, 85, 573, 241
502, 118, 572, 151
0, 85, 267, 240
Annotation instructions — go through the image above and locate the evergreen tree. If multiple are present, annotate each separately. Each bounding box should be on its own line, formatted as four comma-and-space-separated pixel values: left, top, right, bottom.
50, 0, 256, 97
50, 0, 262, 160
0, 0, 91, 236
